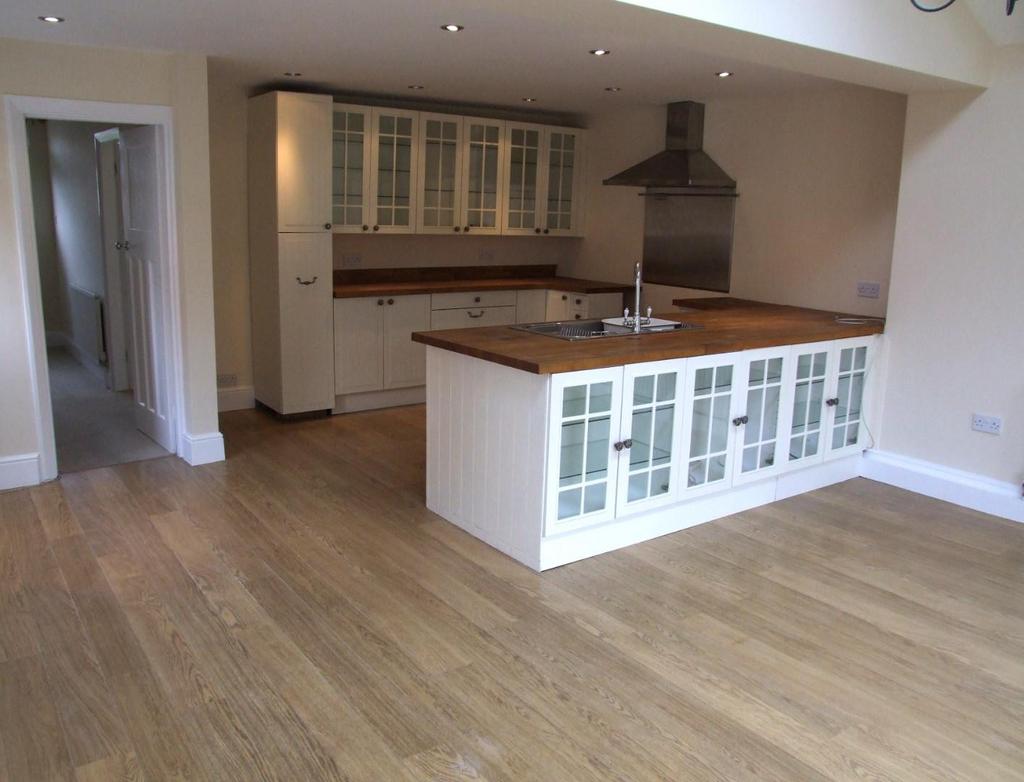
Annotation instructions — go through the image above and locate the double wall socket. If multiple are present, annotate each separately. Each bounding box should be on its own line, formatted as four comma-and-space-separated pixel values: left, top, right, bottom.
971, 413, 1003, 435
857, 281, 881, 299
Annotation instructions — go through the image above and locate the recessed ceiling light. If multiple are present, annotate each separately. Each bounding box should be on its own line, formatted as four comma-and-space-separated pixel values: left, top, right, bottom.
408, 84, 425, 90
522, 97, 537, 103
604, 86, 622, 92
442, 23, 464, 32
589, 48, 611, 56
283, 72, 303, 77
38, 15, 65, 23
716, 71, 733, 78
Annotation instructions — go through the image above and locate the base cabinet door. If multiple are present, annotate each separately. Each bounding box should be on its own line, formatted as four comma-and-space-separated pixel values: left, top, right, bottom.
679, 353, 742, 499
825, 337, 874, 459
732, 348, 793, 485
545, 368, 623, 535
383, 295, 430, 389
615, 360, 686, 516
782, 342, 831, 469
334, 297, 384, 394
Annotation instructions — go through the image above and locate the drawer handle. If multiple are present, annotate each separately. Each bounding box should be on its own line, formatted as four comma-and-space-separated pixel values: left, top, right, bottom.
467, 310, 485, 318
296, 276, 318, 286
732, 415, 749, 427
474, 296, 481, 303
825, 397, 840, 407
613, 439, 633, 452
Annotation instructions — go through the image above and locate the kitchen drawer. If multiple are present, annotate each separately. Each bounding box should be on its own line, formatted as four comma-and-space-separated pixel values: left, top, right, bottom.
431, 290, 517, 310
430, 305, 517, 330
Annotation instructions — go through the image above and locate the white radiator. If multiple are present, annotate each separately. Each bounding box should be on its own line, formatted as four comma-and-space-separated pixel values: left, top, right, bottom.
68, 284, 106, 366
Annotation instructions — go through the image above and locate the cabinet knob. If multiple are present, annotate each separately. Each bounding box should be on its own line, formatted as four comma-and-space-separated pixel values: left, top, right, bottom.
732, 415, 749, 427
464, 226, 471, 233
614, 439, 634, 452
362, 225, 369, 231
454, 226, 461, 233
373, 225, 380, 232
377, 299, 384, 306
543, 228, 550, 235
575, 298, 582, 305
574, 313, 582, 320
474, 296, 481, 303
324, 223, 332, 230
825, 397, 840, 407
387, 298, 394, 305
534, 227, 542, 234
561, 294, 568, 301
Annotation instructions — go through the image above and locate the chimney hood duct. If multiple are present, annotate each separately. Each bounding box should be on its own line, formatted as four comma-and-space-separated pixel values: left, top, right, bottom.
602, 101, 736, 192
604, 101, 737, 293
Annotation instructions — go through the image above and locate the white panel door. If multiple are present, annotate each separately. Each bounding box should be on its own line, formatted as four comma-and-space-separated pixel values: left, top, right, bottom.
781, 342, 832, 470
369, 108, 419, 234
118, 125, 174, 452
825, 337, 875, 459
615, 359, 686, 516
383, 295, 430, 389
276, 92, 332, 232
331, 104, 373, 233
545, 367, 623, 535
732, 348, 793, 485
278, 233, 334, 412
334, 297, 384, 395
460, 117, 505, 235
679, 352, 742, 499
416, 113, 463, 234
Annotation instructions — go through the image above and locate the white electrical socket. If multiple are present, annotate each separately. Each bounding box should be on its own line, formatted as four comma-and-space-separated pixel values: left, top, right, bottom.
971, 413, 1002, 435
857, 281, 881, 299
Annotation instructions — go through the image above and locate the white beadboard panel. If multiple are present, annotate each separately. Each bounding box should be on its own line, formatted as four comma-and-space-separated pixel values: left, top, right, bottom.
425, 347, 547, 568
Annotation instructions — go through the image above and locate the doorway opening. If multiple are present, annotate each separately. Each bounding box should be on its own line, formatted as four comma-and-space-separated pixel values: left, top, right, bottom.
8, 96, 182, 481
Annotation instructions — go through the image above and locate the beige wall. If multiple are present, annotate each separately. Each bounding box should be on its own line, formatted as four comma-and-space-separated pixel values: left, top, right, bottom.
0, 37, 218, 468
879, 46, 1024, 486
569, 87, 907, 316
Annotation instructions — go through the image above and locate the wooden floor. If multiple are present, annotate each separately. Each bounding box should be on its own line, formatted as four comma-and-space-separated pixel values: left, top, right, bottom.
2, 406, 1023, 781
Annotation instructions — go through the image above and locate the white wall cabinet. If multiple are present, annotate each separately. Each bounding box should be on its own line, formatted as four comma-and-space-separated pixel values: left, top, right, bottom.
369, 109, 419, 234
502, 124, 585, 237
461, 117, 505, 235
334, 295, 430, 395
331, 104, 373, 233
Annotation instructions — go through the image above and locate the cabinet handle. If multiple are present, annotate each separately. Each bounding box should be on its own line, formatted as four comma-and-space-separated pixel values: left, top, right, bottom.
467, 310, 485, 318
464, 226, 471, 233
454, 226, 461, 233
732, 415, 749, 427
534, 227, 542, 234
614, 439, 633, 452
574, 313, 582, 320
614, 441, 624, 452
387, 298, 394, 305
324, 223, 332, 230
296, 276, 318, 286
377, 299, 384, 306
373, 225, 380, 232
474, 296, 481, 303
362, 225, 369, 231
825, 397, 840, 407
561, 294, 568, 301
543, 228, 550, 235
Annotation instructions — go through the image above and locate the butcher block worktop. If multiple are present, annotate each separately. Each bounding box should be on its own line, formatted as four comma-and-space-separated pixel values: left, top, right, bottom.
412, 297, 885, 374
333, 264, 632, 298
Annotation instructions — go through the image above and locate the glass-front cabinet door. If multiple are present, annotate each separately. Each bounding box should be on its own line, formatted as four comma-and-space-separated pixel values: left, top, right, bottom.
681, 354, 740, 498
331, 105, 373, 233
369, 109, 418, 234
502, 123, 543, 235
416, 113, 461, 234
785, 343, 830, 467
826, 338, 872, 458
545, 368, 623, 535
460, 118, 504, 235
615, 360, 685, 516
543, 128, 582, 236
733, 349, 792, 485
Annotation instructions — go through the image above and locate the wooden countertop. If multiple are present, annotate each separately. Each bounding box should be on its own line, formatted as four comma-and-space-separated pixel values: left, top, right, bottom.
412, 298, 885, 374
334, 275, 633, 298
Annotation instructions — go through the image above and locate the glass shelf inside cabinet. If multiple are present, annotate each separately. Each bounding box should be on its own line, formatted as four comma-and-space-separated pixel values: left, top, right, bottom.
558, 381, 613, 520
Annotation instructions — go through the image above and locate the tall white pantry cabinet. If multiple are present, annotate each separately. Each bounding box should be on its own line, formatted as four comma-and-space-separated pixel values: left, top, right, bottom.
249, 91, 336, 414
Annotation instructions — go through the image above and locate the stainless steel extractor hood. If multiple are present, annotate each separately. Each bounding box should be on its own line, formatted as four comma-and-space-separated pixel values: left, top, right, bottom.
604, 101, 737, 292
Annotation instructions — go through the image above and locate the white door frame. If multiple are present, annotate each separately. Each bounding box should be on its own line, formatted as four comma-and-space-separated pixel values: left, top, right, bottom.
5, 95, 184, 481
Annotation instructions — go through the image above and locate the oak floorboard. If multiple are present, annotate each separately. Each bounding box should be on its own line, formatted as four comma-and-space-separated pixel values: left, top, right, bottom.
1, 405, 1022, 780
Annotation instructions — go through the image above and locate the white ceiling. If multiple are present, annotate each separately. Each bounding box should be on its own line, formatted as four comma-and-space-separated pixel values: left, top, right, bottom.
0, 0, 1015, 114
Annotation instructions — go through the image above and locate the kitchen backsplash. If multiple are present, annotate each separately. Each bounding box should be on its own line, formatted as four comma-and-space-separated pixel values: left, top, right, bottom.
333, 234, 582, 271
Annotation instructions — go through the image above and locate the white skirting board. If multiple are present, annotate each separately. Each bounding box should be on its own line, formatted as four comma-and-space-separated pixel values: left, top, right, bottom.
0, 452, 41, 491
861, 449, 1024, 524
218, 385, 255, 412
333, 386, 426, 414
179, 431, 226, 466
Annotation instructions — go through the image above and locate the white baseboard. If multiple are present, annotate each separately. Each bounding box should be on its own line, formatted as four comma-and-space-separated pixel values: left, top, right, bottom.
179, 431, 226, 466
218, 384, 255, 412
0, 452, 41, 491
861, 449, 1024, 524
333, 386, 426, 414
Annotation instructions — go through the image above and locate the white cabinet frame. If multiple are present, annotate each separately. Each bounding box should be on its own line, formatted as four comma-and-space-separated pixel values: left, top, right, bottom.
459, 117, 506, 236
368, 108, 420, 234
778, 340, 833, 473
415, 112, 463, 235
330, 103, 374, 234
731, 347, 795, 486
823, 336, 877, 460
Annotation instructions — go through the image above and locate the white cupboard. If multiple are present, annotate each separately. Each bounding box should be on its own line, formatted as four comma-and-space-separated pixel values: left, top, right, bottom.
461, 118, 505, 234
369, 109, 419, 233
331, 104, 373, 233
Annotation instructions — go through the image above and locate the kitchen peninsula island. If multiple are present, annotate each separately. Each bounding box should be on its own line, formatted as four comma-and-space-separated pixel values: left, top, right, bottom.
413, 299, 884, 570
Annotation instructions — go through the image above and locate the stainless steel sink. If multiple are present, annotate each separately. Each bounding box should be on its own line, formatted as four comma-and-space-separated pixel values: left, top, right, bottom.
512, 318, 702, 341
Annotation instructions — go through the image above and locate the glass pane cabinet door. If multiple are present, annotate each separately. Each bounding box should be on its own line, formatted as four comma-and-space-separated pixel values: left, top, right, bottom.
417, 115, 460, 232
371, 110, 417, 232
617, 363, 682, 515
735, 353, 787, 481
332, 106, 371, 231
503, 124, 541, 234
684, 359, 736, 495
829, 343, 869, 452
788, 347, 829, 464
547, 370, 622, 533
545, 130, 578, 234
462, 119, 503, 233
